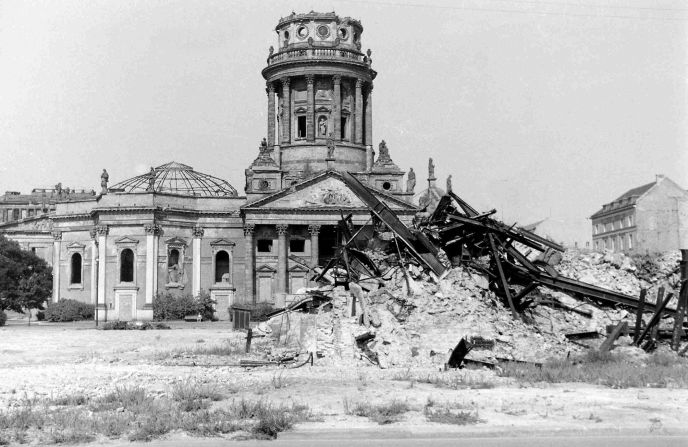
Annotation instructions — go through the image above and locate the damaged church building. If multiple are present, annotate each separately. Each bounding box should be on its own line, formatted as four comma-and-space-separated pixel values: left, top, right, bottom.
0, 12, 432, 322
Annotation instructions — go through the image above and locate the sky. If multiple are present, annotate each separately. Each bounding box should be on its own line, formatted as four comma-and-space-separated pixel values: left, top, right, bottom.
0, 0, 685, 226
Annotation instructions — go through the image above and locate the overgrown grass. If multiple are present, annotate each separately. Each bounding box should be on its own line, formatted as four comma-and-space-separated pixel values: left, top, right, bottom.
344, 398, 410, 424
157, 338, 246, 359
423, 397, 483, 425
0, 386, 313, 444
499, 350, 688, 388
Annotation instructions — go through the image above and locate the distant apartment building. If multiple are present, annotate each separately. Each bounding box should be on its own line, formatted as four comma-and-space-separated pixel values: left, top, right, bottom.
590, 175, 687, 253
0, 187, 95, 224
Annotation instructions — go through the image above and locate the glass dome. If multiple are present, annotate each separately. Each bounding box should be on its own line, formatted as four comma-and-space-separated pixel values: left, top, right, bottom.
109, 162, 237, 197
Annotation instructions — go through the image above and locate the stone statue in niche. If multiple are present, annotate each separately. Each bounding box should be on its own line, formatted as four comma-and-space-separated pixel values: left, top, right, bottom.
406, 167, 416, 193
146, 167, 155, 192
446, 174, 453, 193
326, 134, 335, 159
428, 158, 435, 179
167, 248, 186, 285
100, 169, 109, 194
318, 116, 328, 136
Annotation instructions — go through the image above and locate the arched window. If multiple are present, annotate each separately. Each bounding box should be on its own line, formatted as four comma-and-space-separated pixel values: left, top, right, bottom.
215, 250, 230, 283
70, 253, 82, 284
120, 248, 134, 282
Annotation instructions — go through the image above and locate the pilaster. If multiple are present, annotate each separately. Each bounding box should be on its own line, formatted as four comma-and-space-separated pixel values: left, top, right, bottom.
51, 231, 62, 303
308, 224, 320, 269
281, 78, 291, 144
266, 82, 276, 147
354, 78, 363, 145
364, 84, 373, 146
144, 224, 161, 310
95, 225, 109, 321
89, 229, 98, 306
192, 225, 204, 297
276, 224, 288, 294
333, 75, 341, 142
243, 224, 255, 305
306, 74, 315, 142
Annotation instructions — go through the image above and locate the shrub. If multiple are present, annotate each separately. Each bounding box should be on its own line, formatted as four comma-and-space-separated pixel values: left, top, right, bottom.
153, 291, 215, 321
43, 299, 94, 322
0, 310, 6, 327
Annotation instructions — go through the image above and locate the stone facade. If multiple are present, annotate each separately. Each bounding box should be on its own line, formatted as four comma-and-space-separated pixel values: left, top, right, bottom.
0, 12, 421, 322
590, 175, 688, 254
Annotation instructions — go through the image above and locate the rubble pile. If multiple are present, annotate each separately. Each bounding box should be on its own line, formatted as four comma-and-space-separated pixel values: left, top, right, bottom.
249, 175, 687, 369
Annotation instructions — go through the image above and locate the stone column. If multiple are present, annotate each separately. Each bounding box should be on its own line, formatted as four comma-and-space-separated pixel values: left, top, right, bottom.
243, 224, 255, 304
144, 224, 160, 306
90, 229, 98, 305
308, 224, 320, 268
96, 225, 108, 315
306, 74, 315, 142
281, 78, 291, 144
192, 225, 204, 297
364, 84, 373, 146
266, 82, 276, 147
276, 224, 288, 294
333, 75, 341, 142
51, 231, 62, 303
354, 79, 363, 144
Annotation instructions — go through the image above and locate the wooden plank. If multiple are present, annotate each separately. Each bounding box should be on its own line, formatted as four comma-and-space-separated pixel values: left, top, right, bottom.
651, 287, 665, 341
635, 292, 674, 348
600, 321, 628, 353
488, 234, 519, 320
672, 282, 687, 351
245, 328, 253, 354
633, 288, 647, 344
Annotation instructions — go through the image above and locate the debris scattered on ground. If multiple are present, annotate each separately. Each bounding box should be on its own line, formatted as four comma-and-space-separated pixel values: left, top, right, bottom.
241, 175, 688, 369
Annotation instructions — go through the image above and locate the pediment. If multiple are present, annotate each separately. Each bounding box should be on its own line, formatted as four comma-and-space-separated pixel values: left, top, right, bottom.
66, 241, 86, 250
288, 264, 309, 272
165, 236, 188, 246
244, 172, 417, 211
115, 236, 139, 245
210, 238, 236, 246
256, 264, 277, 273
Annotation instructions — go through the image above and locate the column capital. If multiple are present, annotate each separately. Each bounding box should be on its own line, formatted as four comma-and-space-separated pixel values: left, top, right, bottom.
144, 224, 162, 235
333, 75, 341, 84
51, 230, 62, 241
266, 82, 275, 94
308, 224, 321, 235
355, 78, 363, 88
95, 225, 109, 236
276, 224, 288, 235
192, 225, 204, 238
305, 74, 315, 85
89, 227, 98, 240
243, 223, 255, 236
281, 77, 291, 87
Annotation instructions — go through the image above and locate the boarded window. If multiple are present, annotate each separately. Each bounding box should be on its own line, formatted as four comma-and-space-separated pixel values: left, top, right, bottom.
215, 250, 230, 282
120, 249, 134, 282
70, 253, 82, 284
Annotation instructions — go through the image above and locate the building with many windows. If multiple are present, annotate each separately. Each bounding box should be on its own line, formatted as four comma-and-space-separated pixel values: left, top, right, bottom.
590, 175, 687, 253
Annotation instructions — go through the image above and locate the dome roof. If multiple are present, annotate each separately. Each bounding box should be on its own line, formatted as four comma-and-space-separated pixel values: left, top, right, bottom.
109, 162, 237, 197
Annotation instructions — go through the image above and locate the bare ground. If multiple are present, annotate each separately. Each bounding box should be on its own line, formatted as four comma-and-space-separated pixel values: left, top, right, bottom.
1, 320, 687, 444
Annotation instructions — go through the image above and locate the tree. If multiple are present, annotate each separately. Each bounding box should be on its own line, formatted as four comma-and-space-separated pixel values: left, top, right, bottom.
0, 235, 52, 314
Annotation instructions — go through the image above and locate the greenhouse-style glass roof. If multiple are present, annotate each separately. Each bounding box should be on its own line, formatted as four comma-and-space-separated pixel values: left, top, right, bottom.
109, 162, 238, 197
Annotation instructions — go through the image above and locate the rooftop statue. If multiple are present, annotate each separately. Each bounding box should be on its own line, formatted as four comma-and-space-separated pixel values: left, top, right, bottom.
100, 169, 109, 194
406, 167, 416, 193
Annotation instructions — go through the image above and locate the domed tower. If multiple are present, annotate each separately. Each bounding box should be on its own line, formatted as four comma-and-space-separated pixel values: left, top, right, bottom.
260, 12, 376, 180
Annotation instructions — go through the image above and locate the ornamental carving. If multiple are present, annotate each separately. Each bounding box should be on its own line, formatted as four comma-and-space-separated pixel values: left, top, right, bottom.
322, 188, 352, 205
276, 224, 289, 235
51, 231, 62, 241
305, 74, 314, 85
308, 224, 321, 235
144, 224, 161, 235
243, 224, 255, 236
192, 226, 204, 238
95, 225, 109, 236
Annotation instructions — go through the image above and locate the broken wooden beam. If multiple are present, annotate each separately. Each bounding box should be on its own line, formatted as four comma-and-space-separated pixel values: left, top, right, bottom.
633, 288, 647, 344
565, 331, 600, 340
600, 321, 628, 353
488, 233, 519, 320
634, 292, 674, 348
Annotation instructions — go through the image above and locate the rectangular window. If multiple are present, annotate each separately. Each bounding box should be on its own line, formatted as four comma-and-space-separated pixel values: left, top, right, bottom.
297, 116, 307, 138
289, 239, 305, 253
257, 239, 273, 253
